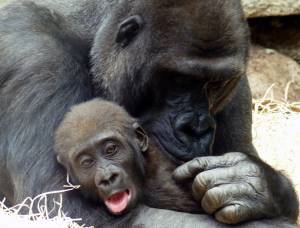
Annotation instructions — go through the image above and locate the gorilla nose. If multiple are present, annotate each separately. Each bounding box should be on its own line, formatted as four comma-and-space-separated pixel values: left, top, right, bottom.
97, 170, 121, 189
175, 113, 215, 141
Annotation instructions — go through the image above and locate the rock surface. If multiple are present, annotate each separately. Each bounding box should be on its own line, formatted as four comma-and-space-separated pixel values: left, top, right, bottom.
243, 0, 300, 17
247, 46, 300, 102
1, 0, 300, 18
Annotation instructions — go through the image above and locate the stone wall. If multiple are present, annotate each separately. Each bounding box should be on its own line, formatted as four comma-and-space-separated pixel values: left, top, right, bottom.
243, 0, 300, 17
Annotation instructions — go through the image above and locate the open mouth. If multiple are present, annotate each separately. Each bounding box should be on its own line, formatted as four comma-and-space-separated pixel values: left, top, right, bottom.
104, 189, 132, 215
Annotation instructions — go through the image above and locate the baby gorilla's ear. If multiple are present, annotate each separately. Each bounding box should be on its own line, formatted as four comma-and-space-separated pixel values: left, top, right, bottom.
56, 155, 80, 186
133, 122, 149, 153
56, 155, 63, 165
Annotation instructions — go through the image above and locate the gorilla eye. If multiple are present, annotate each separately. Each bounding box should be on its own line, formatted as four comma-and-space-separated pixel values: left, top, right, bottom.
105, 142, 118, 156
78, 155, 95, 168
116, 15, 144, 48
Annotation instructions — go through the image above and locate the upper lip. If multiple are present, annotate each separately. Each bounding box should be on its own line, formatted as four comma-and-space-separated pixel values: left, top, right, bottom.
101, 188, 129, 199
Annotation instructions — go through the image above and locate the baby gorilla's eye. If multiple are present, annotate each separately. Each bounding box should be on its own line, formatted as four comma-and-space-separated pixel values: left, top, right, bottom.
79, 155, 95, 168
105, 142, 118, 156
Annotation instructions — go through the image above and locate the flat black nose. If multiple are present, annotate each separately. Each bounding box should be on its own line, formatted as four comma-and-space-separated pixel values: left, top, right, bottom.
175, 113, 215, 141
96, 170, 121, 189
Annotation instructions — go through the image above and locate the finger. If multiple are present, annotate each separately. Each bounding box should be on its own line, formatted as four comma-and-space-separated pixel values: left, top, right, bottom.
215, 204, 252, 224
191, 169, 218, 202
173, 152, 247, 181
200, 183, 253, 215
191, 167, 241, 203
191, 166, 249, 198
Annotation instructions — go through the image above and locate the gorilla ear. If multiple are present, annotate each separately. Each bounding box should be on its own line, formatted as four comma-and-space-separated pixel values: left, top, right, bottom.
133, 122, 149, 153
116, 15, 144, 48
56, 155, 63, 164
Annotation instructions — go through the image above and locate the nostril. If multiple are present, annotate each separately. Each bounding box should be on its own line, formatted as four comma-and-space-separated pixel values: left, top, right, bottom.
175, 114, 215, 139
181, 123, 209, 138
109, 173, 119, 183
174, 113, 193, 131
191, 124, 212, 137
116, 15, 144, 47
98, 172, 120, 187
181, 123, 198, 137
100, 179, 110, 187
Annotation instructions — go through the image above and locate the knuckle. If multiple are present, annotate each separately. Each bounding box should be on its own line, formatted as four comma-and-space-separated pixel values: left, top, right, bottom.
217, 204, 249, 224
193, 157, 208, 169
238, 161, 260, 177
224, 152, 248, 164
222, 206, 240, 223
193, 157, 202, 164
247, 164, 261, 177
202, 188, 222, 214
249, 178, 265, 192
226, 152, 247, 160
196, 172, 212, 188
237, 180, 267, 204
195, 173, 207, 188
238, 182, 254, 195
206, 188, 220, 202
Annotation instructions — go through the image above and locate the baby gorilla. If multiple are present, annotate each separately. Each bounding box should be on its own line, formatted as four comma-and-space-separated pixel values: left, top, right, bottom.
54, 99, 199, 216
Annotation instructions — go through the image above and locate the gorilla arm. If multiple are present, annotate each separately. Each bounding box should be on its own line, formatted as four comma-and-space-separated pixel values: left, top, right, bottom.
132, 205, 298, 228
174, 80, 299, 224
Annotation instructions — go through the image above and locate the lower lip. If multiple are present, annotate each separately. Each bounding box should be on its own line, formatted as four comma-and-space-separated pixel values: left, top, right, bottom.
104, 189, 132, 215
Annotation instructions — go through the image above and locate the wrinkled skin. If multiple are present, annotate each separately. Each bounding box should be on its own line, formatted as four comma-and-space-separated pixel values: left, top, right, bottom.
0, 0, 298, 227
174, 153, 276, 224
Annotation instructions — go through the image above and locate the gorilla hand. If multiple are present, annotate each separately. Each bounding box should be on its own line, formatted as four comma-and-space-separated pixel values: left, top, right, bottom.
173, 152, 281, 224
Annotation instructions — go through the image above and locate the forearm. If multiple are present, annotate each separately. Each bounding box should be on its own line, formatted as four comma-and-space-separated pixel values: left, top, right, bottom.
237, 154, 299, 221
131, 205, 299, 228
264, 163, 299, 221
239, 147, 299, 220
132, 205, 215, 228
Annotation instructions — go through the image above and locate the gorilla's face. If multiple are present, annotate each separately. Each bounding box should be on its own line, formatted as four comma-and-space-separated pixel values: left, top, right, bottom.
91, 0, 249, 163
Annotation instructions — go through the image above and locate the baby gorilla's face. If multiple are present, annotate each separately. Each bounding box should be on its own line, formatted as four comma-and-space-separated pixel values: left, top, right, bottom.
63, 130, 146, 215
55, 99, 149, 215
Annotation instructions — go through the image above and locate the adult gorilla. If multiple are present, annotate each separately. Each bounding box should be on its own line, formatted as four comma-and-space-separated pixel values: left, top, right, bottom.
0, 0, 298, 227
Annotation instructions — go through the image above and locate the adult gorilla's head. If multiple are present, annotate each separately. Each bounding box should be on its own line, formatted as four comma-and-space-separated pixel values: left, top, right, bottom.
91, 0, 249, 163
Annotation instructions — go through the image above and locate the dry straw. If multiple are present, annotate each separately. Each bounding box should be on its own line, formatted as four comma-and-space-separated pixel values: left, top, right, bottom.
0, 175, 89, 228
253, 82, 300, 114
252, 83, 300, 223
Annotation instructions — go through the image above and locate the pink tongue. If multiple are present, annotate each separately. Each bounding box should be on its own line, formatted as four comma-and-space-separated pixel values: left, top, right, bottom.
104, 191, 129, 214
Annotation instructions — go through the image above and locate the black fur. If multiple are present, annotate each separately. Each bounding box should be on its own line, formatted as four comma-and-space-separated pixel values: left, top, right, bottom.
0, 0, 298, 227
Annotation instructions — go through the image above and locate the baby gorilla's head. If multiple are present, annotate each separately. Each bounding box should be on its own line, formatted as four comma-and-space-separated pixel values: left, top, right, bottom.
54, 99, 149, 215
